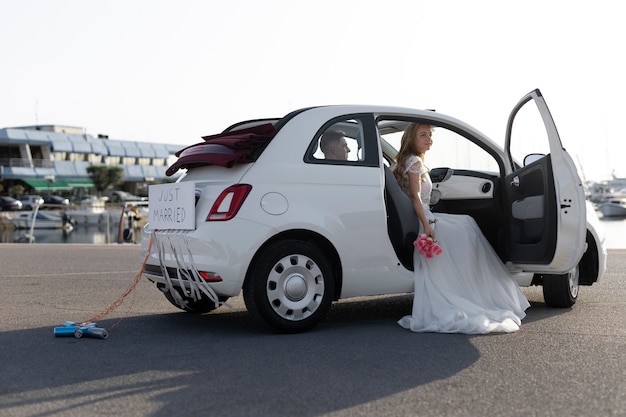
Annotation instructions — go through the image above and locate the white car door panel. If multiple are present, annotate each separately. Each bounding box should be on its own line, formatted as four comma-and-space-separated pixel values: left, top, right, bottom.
504, 89, 586, 272
432, 174, 494, 201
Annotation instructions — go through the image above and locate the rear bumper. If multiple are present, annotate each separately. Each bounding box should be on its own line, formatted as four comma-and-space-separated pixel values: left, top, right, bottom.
140, 220, 274, 297
142, 264, 242, 296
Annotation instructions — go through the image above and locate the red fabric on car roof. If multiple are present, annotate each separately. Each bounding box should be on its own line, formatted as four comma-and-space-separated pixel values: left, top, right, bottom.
166, 123, 276, 176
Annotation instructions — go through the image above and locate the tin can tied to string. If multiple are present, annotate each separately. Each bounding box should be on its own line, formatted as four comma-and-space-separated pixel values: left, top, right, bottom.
53, 321, 109, 339
52, 236, 154, 340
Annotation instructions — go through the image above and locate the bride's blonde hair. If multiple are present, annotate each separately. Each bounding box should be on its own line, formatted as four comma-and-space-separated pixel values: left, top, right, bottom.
392, 123, 429, 189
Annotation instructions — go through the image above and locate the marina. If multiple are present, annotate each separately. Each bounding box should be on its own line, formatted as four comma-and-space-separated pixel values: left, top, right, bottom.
1, 222, 125, 244
0, 202, 147, 244
1, 207, 625, 249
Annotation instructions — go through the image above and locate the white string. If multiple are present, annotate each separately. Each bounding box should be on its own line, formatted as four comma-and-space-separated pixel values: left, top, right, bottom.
155, 230, 185, 308
151, 230, 221, 310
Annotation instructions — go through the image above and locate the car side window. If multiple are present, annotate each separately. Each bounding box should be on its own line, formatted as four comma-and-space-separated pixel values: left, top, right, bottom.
378, 120, 500, 174
508, 102, 551, 167
309, 118, 365, 163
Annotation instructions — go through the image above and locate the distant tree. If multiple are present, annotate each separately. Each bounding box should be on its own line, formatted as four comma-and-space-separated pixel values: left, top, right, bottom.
87, 166, 124, 193
8, 184, 24, 197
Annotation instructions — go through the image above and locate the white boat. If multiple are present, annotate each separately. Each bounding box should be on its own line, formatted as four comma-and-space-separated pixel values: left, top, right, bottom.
68, 197, 118, 225
10, 211, 74, 229
598, 199, 626, 217
587, 173, 626, 203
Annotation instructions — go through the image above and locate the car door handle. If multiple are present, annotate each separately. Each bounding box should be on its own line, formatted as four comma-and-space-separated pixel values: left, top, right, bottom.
511, 176, 520, 187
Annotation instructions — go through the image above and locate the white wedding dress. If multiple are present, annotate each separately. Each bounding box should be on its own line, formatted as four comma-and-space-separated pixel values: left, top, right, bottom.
397, 156, 530, 334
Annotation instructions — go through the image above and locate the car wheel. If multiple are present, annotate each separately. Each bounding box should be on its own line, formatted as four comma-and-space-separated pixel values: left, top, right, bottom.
161, 286, 228, 314
542, 265, 579, 308
244, 240, 335, 333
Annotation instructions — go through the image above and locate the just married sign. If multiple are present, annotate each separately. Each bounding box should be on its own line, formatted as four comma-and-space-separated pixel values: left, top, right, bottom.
148, 181, 196, 230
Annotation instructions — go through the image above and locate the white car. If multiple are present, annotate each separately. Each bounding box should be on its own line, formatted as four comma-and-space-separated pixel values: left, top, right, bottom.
18, 195, 44, 210
103, 190, 146, 203
142, 89, 607, 333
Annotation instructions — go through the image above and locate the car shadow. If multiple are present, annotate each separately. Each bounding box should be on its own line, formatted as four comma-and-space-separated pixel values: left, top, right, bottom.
0, 292, 571, 417
519, 287, 575, 324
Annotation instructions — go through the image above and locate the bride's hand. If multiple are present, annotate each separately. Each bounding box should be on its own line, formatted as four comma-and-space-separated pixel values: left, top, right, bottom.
424, 224, 435, 240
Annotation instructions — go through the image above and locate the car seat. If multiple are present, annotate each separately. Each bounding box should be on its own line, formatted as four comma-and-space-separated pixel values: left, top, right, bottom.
384, 166, 420, 271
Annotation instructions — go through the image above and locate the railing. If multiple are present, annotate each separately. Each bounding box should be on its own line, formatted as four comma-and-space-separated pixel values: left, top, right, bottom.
116, 200, 150, 244
33, 159, 54, 168
0, 158, 54, 168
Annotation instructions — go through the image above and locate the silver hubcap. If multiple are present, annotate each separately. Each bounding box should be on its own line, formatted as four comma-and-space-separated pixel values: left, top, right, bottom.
266, 254, 325, 321
284, 274, 308, 301
568, 266, 580, 298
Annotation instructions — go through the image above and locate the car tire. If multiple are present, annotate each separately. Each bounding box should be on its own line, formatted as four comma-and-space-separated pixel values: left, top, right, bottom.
162, 287, 228, 314
542, 265, 579, 308
243, 240, 335, 333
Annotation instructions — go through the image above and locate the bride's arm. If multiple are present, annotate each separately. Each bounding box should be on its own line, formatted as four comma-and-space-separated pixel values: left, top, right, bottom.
408, 171, 435, 239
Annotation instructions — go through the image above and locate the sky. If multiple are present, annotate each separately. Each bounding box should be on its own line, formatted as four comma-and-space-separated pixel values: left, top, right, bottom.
1, 0, 624, 181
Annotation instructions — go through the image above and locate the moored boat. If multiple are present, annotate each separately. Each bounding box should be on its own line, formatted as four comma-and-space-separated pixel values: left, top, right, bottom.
10, 210, 74, 229
68, 197, 117, 225
598, 199, 626, 217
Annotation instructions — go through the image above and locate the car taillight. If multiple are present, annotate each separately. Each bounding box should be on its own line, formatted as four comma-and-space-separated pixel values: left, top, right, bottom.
206, 184, 252, 221
199, 271, 223, 282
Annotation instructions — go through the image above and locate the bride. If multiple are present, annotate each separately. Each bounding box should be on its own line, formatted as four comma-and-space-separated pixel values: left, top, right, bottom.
393, 123, 530, 334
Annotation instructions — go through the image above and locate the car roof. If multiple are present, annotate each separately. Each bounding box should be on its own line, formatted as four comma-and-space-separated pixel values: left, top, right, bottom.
169, 104, 505, 174
224, 105, 481, 136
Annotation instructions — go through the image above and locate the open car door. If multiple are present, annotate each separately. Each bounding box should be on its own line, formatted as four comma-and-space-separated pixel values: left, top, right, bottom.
504, 89, 586, 273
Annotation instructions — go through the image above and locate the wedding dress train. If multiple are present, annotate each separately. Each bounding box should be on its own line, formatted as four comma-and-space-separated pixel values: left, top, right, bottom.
397, 155, 530, 334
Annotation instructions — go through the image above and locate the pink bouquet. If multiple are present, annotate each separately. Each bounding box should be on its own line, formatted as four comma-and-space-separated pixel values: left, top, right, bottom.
414, 233, 443, 258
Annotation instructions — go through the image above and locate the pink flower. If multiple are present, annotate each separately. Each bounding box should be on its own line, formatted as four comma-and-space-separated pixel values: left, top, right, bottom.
414, 233, 443, 258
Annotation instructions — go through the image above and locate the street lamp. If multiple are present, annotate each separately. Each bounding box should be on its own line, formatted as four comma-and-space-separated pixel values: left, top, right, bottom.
44, 174, 55, 194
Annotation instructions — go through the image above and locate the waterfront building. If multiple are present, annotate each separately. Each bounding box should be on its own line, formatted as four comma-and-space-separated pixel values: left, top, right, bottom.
0, 124, 182, 198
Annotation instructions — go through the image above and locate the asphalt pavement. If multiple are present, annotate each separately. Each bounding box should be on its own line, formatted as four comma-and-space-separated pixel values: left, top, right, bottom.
0, 244, 625, 417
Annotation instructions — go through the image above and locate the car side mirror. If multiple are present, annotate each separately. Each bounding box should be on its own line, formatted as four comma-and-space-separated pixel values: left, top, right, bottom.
523, 153, 545, 166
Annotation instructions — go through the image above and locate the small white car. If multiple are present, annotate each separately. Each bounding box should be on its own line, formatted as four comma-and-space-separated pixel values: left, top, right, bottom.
19, 195, 44, 210
142, 89, 607, 333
